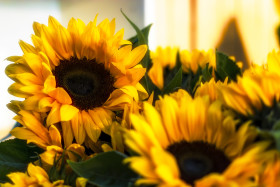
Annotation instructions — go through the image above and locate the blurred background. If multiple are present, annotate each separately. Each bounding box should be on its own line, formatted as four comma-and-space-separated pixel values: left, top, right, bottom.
0, 0, 279, 138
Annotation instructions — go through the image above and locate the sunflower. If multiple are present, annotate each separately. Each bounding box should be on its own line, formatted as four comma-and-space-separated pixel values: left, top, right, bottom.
180, 49, 215, 74
148, 46, 178, 90
195, 78, 227, 102
124, 89, 268, 187
9, 106, 86, 166
8, 101, 88, 166
2, 163, 88, 187
267, 50, 280, 73
219, 50, 280, 117
257, 151, 280, 187
2, 163, 66, 187
218, 51, 280, 133
6, 16, 147, 145
218, 68, 280, 116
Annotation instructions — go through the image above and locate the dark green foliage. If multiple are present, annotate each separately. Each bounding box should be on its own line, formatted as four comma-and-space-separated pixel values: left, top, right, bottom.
0, 139, 43, 183
215, 51, 241, 82
233, 100, 280, 150
128, 24, 153, 50
68, 151, 139, 187
48, 151, 80, 186
163, 67, 182, 94
121, 10, 153, 94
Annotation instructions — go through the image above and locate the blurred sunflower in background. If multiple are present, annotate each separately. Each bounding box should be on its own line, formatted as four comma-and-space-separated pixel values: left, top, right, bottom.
147, 47, 219, 98
5, 16, 147, 146
180, 49, 216, 74
148, 46, 178, 90
219, 50, 280, 135
124, 89, 269, 187
195, 78, 227, 102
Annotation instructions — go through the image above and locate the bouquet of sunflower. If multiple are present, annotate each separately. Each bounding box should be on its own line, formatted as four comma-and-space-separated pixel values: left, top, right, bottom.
0, 11, 280, 187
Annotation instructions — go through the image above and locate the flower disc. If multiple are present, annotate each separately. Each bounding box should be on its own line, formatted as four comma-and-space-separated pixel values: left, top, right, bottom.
167, 141, 230, 185
53, 57, 115, 110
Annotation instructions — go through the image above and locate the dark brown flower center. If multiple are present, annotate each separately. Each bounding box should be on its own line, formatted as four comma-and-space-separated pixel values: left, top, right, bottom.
167, 141, 230, 186
53, 57, 115, 110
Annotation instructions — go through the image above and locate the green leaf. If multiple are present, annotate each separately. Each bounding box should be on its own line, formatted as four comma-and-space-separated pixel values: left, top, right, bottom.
0, 139, 43, 182
271, 130, 280, 150
201, 63, 213, 82
128, 24, 152, 49
192, 75, 204, 95
215, 51, 241, 81
163, 67, 182, 94
68, 151, 139, 187
121, 9, 153, 94
181, 69, 203, 96
273, 121, 280, 130
48, 151, 79, 186
121, 9, 147, 46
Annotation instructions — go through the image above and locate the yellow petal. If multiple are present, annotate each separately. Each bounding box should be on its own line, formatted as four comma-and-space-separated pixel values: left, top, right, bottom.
49, 125, 62, 147
143, 102, 169, 147
46, 102, 61, 126
130, 114, 161, 149
43, 75, 56, 93
9, 73, 42, 85
6, 56, 22, 63
114, 68, 146, 88
136, 82, 148, 100
5, 63, 31, 76
123, 131, 147, 155
150, 147, 180, 183
6, 173, 31, 186
125, 157, 158, 178
60, 104, 79, 121
160, 96, 182, 142
33, 21, 42, 36
76, 177, 88, 187
22, 94, 46, 111
81, 110, 101, 142
111, 122, 124, 152
11, 127, 49, 148
23, 53, 44, 78
19, 40, 37, 54
61, 121, 74, 147
148, 62, 164, 89
7, 100, 22, 114
104, 92, 130, 110
117, 45, 132, 61
38, 96, 54, 111
27, 163, 49, 180
48, 87, 72, 104
71, 112, 86, 144
66, 144, 86, 161
19, 110, 51, 143
40, 145, 63, 165
125, 45, 147, 68
8, 83, 39, 97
